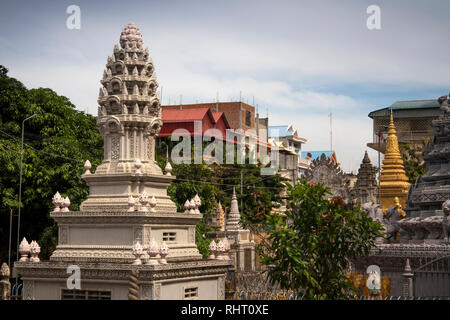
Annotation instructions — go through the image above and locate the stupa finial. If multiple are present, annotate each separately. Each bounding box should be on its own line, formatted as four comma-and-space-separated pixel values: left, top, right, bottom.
378, 109, 410, 212
120, 22, 143, 49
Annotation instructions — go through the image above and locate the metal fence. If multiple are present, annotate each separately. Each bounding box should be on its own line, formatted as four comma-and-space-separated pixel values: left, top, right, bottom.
230, 291, 450, 300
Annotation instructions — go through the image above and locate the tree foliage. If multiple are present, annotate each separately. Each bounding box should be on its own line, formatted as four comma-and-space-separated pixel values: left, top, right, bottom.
400, 140, 428, 183
0, 66, 103, 262
261, 180, 383, 299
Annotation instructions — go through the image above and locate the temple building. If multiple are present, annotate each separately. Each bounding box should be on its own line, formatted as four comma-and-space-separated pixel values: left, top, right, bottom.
378, 110, 410, 212
301, 153, 351, 200
351, 151, 378, 204
14, 22, 231, 300
208, 188, 255, 272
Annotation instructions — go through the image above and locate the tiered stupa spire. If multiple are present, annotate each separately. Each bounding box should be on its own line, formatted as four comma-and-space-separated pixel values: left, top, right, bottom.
226, 187, 241, 231
96, 22, 162, 176
378, 109, 410, 212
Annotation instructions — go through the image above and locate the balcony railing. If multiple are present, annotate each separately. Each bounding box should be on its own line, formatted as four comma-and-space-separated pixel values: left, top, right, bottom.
372, 130, 433, 144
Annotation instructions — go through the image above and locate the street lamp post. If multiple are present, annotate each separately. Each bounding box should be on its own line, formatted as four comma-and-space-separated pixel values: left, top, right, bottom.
15, 114, 37, 287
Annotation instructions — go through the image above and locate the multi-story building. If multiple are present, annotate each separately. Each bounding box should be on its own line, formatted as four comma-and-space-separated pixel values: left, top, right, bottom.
268, 125, 307, 185
162, 102, 256, 131
367, 99, 440, 153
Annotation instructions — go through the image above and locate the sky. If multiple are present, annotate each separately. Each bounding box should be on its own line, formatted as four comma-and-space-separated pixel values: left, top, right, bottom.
1, 0, 449, 172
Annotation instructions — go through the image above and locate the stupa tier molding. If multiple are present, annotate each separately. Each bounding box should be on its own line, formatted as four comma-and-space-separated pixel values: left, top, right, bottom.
80, 173, 177, 212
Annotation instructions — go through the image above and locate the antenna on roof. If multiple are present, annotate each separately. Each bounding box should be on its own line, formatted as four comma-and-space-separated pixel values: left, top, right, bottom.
253, 96, 255, 107
239, 91, 242, 102
329, 109, 333, 151
180, 94, 182, 110
216, 91, 219, 112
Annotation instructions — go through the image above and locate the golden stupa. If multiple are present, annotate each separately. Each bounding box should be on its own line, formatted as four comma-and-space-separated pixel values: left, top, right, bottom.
378, 109, 410, 212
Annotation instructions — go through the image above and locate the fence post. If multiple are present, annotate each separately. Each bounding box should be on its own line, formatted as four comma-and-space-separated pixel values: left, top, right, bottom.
402, 258, 414, 298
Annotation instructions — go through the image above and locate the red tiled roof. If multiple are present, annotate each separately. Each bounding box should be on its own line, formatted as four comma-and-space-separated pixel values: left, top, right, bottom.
162, 108, 213, 123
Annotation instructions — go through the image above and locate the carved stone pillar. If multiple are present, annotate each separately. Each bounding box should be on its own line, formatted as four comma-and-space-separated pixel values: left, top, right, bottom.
402, 258, 414, 298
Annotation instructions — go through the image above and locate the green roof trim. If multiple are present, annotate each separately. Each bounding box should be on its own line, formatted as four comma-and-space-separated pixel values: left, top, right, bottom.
369, 99, 441, 118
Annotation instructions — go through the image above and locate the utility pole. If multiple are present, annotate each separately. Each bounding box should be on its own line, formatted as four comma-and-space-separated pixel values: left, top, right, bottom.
16, 113, 37, 286
240, 170, 243, 210
8, 208, 13, 268
329, 111, 333, 151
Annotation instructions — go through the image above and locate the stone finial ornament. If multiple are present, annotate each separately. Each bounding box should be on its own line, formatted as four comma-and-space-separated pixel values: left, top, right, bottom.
1, 263, 10, 278
131, 241, 144, 265
149, 196, 157, 213
52, 192, 63, 212
208, 240, 217, 259
29, 241, 41, 262
61, 197, 71, 212
189, 199, 196, 214
84, 160, 92, 175
165, 161, 172, 176
139, 191, 149, 212
146, 238, 159, 265
216, 239, 225, 260
222, 238, 231, 261
184, 200, 190, 214
128, 196, 136, 212
193, 194, 201, 214
134, 159, 142, 174
19, 238, 30, 262
120, 22, 143, 49
159, 241, 169, 264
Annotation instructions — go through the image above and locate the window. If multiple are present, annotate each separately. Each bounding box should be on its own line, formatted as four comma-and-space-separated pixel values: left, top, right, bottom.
163, 232, 176, 242
245, 111, 252, 127
61, 289, 111, 300
184, 287, 198, 299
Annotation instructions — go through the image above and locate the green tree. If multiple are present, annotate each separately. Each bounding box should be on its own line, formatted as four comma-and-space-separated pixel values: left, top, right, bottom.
261, 180, 383, 299
400, 140, 428, 183
0, 66, 103, 262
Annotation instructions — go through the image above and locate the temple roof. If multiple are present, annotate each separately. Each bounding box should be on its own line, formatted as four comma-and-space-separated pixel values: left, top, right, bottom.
369, 99, 440, 118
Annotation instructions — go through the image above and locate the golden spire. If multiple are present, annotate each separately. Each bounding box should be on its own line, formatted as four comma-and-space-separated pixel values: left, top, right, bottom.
218, 201, 225, 231
378, 109, 410, 212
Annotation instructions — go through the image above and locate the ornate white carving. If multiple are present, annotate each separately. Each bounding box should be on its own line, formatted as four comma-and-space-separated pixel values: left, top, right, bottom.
149, 196, 157, 213
128, 196, 136, 212
131, 241, 143, 265
193, 194, 201, 214
52, 192, 63, 212
189, 199, 195, 214
159, 241, 169, 264
61, 197, 71, 212
19, 238, 30, 262
111, 136, 120, 160
139, 191, 149, 212
84, 160, 92, 175
59, 227, 68, 245
184, 200, 190, 214
165, 161, 172, 176
29, 241, 41, 262
208, 240, 217, 259
134, 159, 142, 174
146, 238, 159, 265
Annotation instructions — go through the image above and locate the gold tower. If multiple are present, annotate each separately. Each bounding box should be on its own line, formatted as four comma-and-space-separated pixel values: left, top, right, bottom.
378, 110, 410, 212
